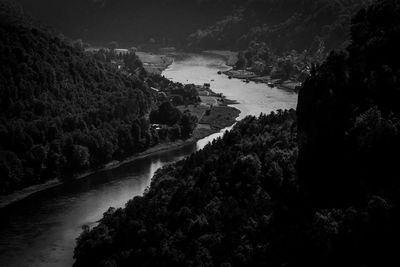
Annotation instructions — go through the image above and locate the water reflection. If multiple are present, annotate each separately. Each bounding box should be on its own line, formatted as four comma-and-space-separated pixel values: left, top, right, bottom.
0, 52, 297, 267
0, 144, 196, 267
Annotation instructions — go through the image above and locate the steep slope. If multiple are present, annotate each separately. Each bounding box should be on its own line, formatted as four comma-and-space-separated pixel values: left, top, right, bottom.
74, 0, 400, 266
189, 0, 370, 81
297, 0, 400, 206
0, 1, 154, 194
74, 110, 299, 267
189, 0, 370, 53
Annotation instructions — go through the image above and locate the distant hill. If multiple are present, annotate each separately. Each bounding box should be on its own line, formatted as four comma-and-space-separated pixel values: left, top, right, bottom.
188, 0, 370, 83
15, 0, 368, 55
192, 0, 372, 84
13, 0, 370, 84
189, 0, 370, 53
0, 0, 155, 194
14, 0, 238, 45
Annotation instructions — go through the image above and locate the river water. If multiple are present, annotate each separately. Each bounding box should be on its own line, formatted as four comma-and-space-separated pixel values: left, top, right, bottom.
0, 52, 297, 267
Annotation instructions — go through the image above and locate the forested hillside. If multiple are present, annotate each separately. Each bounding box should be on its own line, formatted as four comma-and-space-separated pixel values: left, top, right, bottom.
189, 0, 370, 82
297, 0, 400, 207
15, 0, 367, 54
14, 0, 370, 82
74, 0, 400, 266
74, 110, 299, 266
189, 0, 369, 52
0, 1, 156, 194
16, 0, 371, 84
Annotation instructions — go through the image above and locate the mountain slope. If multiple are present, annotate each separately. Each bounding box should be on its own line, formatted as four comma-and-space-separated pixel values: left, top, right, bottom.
297, 0, 400, 206
0, 1, 154, 194
189, 0, 370, 53
14, 0, 238, 45
14, 0, 368, 54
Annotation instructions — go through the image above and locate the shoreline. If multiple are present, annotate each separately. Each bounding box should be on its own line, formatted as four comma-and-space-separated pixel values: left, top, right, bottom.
0, 50, 241, 210
202, 50, 300, 92
0, 124, 232, 209
136, 51, 174, 75
223, 69, 301, 92
201, 49, 302, 92
0, 102, 240, 210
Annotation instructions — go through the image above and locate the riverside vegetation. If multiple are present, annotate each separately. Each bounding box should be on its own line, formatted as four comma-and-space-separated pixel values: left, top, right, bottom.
0, 0, 230, 196
191, 0, 372, 85
17, 0, 371, 84
74, 0, 400, 266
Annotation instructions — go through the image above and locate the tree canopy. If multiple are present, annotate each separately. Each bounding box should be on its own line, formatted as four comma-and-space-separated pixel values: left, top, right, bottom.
74, 1, 400, 266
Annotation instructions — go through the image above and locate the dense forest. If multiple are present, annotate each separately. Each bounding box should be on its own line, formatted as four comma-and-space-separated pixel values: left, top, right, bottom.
191, 0, 370, 82
74, 0, 400, 266
0, 1, 152, 194
74, 109, 299, 266
189, 0, 369, 52
297, 0, 400, 207
0, 1, 198, 195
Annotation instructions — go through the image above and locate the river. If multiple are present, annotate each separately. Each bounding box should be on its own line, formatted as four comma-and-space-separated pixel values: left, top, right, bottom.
0, 52, 297, 267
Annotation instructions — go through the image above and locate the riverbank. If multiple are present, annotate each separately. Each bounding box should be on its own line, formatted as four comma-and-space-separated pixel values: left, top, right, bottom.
223, 69, 301, 92
0, 84, 240, 210
0, 52, 298, 267
205, 49, 301, 92
203, 50, 238, 66
202, 50, 301, 92
136, 51, 174, 74
137, 50, 238, 74
0, 124, 231, 209
178, 83, 240, 135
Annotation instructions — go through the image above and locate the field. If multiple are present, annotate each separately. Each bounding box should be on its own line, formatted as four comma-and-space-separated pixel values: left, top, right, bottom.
200, 106, 240, 130
136, 52, 174, 74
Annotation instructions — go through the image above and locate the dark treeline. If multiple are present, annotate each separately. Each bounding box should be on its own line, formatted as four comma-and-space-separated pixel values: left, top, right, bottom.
295, 0, 400, 264
0, 1, 198, 195
74, 0, 400, 266
297, 0, 400, 207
